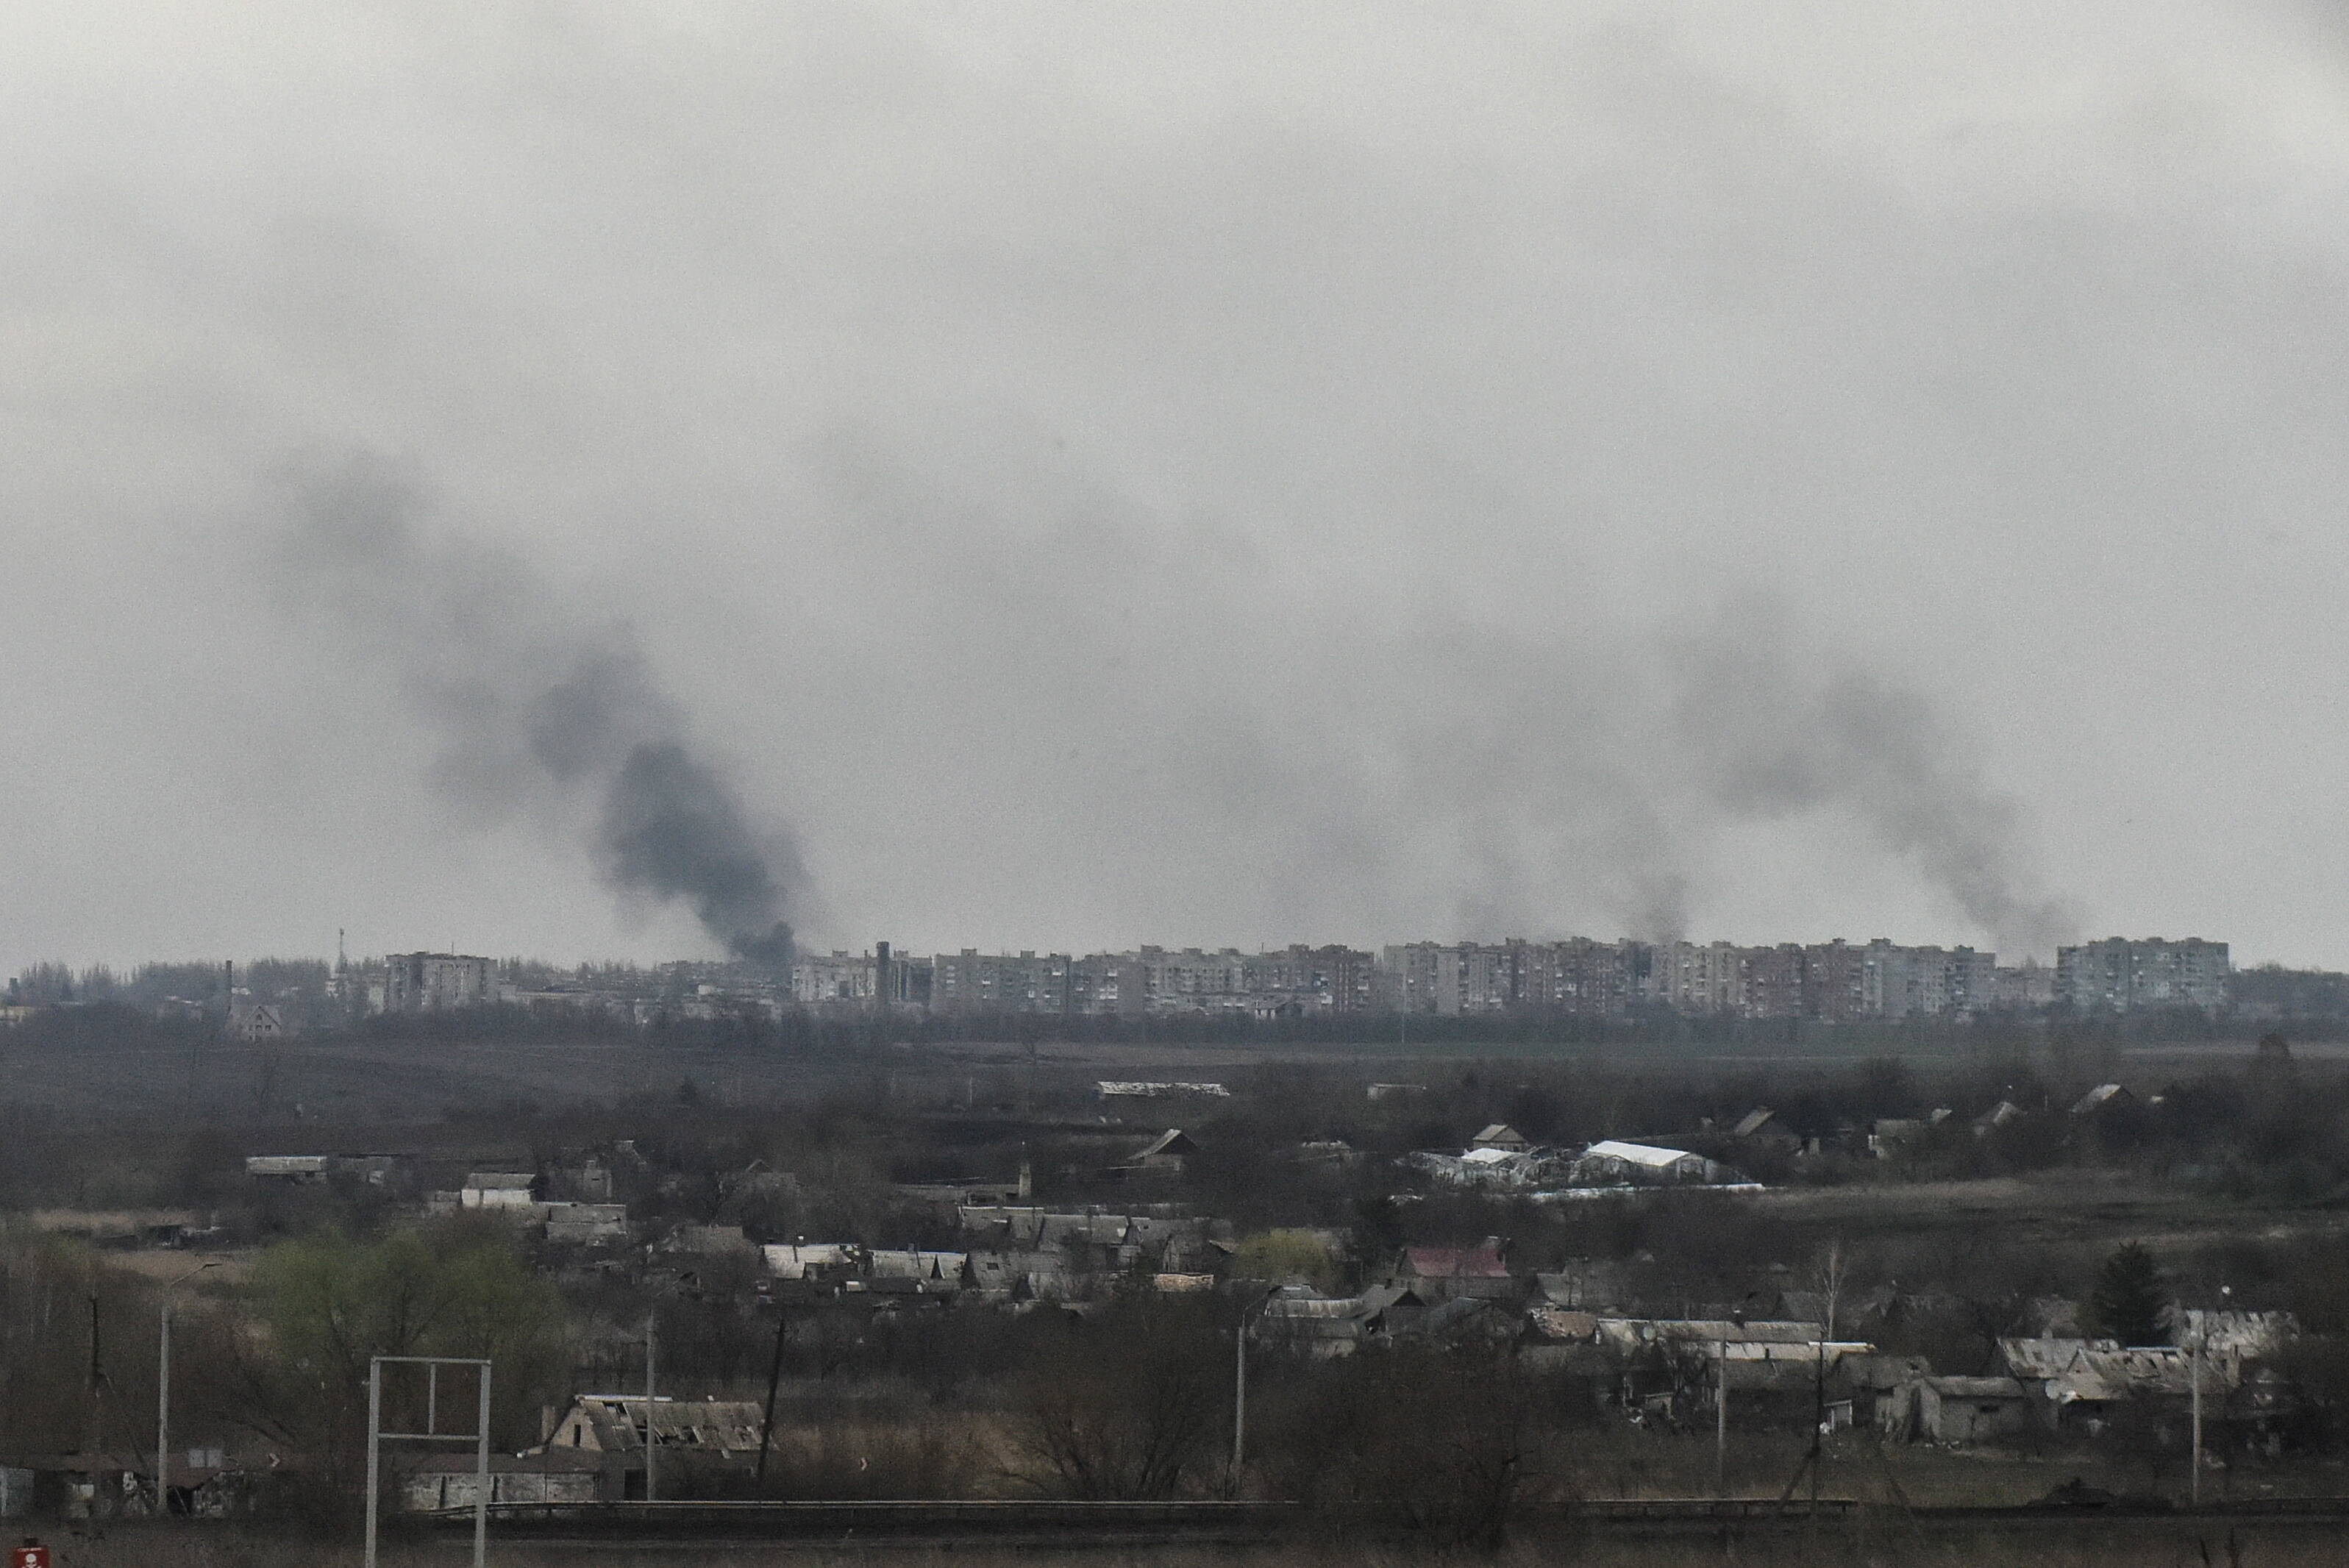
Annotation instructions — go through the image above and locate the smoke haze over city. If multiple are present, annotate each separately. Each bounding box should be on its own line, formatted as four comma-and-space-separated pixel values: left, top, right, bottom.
6, 2, 2349, 970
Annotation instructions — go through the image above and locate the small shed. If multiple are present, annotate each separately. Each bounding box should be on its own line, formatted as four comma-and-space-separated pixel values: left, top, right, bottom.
1916, 1376, 2033, 1444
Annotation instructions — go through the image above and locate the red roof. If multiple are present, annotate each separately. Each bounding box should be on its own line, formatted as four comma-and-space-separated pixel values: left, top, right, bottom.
1402, 1244, 1510, 1279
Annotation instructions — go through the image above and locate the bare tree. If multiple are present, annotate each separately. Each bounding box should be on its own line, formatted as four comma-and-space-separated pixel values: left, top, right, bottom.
1009, 1300, 1225, 1499
1812, 1236, 1850, 1340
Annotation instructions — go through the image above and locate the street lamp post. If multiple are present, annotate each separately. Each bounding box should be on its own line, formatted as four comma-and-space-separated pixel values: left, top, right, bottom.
157, 1260, 221, 1519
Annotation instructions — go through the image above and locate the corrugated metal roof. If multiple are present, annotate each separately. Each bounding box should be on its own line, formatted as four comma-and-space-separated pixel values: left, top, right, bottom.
1581, 1141, 1697, 1168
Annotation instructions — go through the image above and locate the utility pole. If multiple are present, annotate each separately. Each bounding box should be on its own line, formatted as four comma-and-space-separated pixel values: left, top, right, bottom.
155, 1300, 169, 1515
643, 1312, 657, 1503
156, 1260, 219, 1519
1232, 1291, 1276, 1493
755, 1297, 788, 1489
1232, 1307, 1248, 1486
1715, 1330, 1729, 1497
1811, 1331, 1826, 1514
2190, 1322, 2203, 1508
88, 1296, 104, 1461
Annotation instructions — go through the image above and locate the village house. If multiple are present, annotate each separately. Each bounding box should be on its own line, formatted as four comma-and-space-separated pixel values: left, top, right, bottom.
669, 1224, 758, 1257
1972, 1100, 2026, 1136
1124, 1128, 1196, 1177
1253, 1283, 1426, 1359
1533, 1259, 1633, 1311
1470, 1123, 1532, 1153
1730, 1108, 1802, 1157
1996, 1337, 2236, 1436
2070, 1083, 2134, 1116
1881, 1375, 2036, 1445
1393, 1240, 1519, 1302
536, 1394, 767, 1500
543, 1202, 629, 1246
763, 1241, 858, 1282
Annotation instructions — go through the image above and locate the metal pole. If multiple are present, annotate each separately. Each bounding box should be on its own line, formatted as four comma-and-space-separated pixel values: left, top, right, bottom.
364, 1359, 381, 1568
155, 1299, 170, 1519
474, 1361, 491, 1568
644, 1312, 657, 1503
2190, 1330, 2203, 1508
1716, 1333, 1729, 1496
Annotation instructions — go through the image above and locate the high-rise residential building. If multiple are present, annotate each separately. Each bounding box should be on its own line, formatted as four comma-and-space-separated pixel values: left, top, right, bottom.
930, 950, 1072, 1014
1742, 944, 1808, 1019
382, 952, 496, 1013
1380, 943, 1451, 1013
1657, 941, 1747, 1015
792, 950, 877, 1005
2057, 938, 2231, 1013
1803, 940, 1867, 1022
1244, 945, 1379, 1013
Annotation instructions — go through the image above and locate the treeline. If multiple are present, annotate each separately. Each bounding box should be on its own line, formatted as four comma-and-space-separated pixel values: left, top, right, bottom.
5, 959, 331, 1010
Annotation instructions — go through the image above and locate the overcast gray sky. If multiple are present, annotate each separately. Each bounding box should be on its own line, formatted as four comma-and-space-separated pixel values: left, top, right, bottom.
5, 1, 2347, 974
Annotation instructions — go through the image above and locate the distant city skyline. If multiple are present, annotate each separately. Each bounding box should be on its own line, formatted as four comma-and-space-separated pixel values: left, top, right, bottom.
7, 931, 2253, 1026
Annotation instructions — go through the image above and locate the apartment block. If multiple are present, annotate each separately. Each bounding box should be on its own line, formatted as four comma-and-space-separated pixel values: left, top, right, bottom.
2056, 938, 2231, 1013
383, 952, 496, 1013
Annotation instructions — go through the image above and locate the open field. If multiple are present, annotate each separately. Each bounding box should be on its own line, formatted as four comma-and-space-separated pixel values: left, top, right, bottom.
1750, 1171, 2349, 1258
35, 1519, 2349, 1567
0, 1019, 2321, 1126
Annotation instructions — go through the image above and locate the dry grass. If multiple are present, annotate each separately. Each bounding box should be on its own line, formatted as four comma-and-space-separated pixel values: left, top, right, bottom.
32, 1526, 2349, 1568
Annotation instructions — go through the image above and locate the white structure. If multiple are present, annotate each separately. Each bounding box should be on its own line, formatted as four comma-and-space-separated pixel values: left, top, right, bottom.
1097, 1081, 1230, 1100
1571, 1141, 1722, 1186
460, 1172, 538, 1210
763, 1241, 856, 1280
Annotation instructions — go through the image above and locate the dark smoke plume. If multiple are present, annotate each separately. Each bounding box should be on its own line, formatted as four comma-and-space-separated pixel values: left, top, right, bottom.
1667, 596, 2077, 954
270, 452, 802, 966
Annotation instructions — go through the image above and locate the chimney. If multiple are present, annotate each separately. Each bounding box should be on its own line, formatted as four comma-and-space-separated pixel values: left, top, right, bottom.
874, 941, 892, 1006
1017, 1158, 1033, 1202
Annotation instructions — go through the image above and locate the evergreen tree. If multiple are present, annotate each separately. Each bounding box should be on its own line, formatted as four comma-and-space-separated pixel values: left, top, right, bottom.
2086, 1241, 2169, 1346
